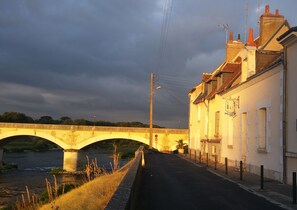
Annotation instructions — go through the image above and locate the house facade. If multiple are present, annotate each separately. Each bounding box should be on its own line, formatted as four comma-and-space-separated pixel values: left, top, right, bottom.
278, 26, 297, 184
188, 5, 297, 184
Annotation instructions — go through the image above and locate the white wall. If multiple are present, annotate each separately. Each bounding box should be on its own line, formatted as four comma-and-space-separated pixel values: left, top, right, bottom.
221, 65, 283, 181
285, 38, 297, 184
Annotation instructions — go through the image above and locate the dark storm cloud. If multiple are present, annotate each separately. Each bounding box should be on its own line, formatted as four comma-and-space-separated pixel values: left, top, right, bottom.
0, 0, 296, 128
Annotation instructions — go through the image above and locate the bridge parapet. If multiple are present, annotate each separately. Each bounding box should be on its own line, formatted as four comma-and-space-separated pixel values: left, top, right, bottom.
0, 123, 188, 133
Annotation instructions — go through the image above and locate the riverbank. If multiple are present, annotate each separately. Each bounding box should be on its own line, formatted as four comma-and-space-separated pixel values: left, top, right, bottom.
39, 166, 128, 210
38, 146, 144, 210
0, 150, 125, 208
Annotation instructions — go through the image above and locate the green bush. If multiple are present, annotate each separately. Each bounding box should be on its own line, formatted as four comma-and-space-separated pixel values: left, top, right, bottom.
50, 168, 65, 174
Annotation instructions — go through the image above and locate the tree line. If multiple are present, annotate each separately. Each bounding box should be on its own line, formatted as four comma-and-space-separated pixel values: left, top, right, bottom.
0, 112, 163, 128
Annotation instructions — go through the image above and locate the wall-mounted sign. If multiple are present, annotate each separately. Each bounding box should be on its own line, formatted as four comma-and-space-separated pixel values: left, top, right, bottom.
225, 97, 240, 117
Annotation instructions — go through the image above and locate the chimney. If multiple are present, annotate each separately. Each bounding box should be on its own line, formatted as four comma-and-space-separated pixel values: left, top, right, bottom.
246, 28, 257, 47
229, 31, 233, 42
237, 34, 241, 41
245, 28, 257, 78
226, 32, 244, 62
265, 5, 270, 13
259, 5, 285, 47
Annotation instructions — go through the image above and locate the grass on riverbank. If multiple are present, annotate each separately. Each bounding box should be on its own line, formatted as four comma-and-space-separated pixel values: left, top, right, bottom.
38, 168, 128, 210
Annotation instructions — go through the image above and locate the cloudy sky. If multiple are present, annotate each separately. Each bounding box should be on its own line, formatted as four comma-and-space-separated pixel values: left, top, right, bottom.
0, 0, 296, 128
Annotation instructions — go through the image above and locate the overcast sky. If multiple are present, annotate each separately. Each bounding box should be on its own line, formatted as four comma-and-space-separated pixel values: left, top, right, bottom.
0, 0, 296, 128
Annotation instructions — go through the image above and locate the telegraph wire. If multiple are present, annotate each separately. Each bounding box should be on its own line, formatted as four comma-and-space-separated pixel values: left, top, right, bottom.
156, 0, 173, 74
157, 73, 198, 87
153, 74, 195, 106
158, 73, 197, 82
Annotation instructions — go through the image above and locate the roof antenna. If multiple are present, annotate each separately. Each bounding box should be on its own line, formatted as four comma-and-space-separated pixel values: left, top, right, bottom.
244, 0, 249, 42
257, 0, 260, 24
218, 24, 230, 43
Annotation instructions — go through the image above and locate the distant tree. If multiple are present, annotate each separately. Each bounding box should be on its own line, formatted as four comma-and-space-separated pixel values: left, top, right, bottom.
1, 112, 34, 123
115, 121, 150, 128
60, 116, 73, 125
130, 121, 148, 127
37, 116, 54, 124
95, 121, 116, 126
116, 122, 127, 127
73, 119, 87, 125
0, 112, 164, 128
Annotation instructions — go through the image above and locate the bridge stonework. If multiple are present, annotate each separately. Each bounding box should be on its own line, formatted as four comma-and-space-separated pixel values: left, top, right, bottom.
0, 123, 188, 171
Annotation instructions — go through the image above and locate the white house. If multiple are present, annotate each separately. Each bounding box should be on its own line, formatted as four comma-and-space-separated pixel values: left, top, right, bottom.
278, 26, 297, 184
188, 5, 296, 183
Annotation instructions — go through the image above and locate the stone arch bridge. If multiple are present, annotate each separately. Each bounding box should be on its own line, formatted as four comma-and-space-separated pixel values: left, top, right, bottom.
0, 123, 188, 171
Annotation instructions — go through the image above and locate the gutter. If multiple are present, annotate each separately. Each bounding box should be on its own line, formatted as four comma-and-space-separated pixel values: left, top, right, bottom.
203, 100, 210, 143
282, 48, 287, 183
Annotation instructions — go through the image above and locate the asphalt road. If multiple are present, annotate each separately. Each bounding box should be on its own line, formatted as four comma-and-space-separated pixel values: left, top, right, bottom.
134, 150, 285, 210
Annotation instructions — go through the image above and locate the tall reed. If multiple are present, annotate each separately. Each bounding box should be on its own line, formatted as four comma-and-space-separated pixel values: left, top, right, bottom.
112, 143, 120, 172
85, 156, 105, 182
14, 186, 39, 210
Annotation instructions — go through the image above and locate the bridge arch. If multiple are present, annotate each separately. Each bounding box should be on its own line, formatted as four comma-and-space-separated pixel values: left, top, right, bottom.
0, 131, 69, 149
75, 134, 150, 150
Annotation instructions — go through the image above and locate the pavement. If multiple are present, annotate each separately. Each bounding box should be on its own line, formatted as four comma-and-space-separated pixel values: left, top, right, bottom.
181, 153, 297, 210
135, 149, 294, 210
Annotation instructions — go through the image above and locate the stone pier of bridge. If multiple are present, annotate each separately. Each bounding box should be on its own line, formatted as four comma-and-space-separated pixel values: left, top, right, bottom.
63, 149, 79, 172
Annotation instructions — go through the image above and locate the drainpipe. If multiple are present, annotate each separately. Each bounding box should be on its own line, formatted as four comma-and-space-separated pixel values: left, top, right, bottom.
204, 99, 210, 153
188, 95, 191, 151
282, 48, 287, 183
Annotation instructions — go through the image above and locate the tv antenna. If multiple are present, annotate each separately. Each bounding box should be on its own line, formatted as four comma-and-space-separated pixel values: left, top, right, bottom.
218, 23, 230, 43
244, 0, 249, 42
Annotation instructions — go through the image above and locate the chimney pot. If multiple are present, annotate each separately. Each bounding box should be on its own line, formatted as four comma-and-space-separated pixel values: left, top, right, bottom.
238, 34, 240, 41
229, 31, 233, 41
275, 9, 279, 15
247, 28, 256, 47
265, 5, 269, 13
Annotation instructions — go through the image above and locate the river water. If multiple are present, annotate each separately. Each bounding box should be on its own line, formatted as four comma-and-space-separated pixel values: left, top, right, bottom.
0, 149, 127, 207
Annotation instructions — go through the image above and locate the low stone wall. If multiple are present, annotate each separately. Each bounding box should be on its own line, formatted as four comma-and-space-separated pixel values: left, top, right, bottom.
105, 146, 144, 210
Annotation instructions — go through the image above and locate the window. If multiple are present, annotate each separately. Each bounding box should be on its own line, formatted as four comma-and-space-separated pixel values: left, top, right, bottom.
214, 111, 220, 137
258, 108, 267, 151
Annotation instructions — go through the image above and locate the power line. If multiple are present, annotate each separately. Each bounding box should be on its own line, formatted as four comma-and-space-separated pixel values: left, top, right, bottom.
153, 74, 192, 106
163, 88, 188, 105
158, 73, 197, 83
156, 0, 173, 73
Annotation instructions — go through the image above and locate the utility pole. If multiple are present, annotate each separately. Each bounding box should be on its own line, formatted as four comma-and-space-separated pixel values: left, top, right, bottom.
149, 72, 154, 149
